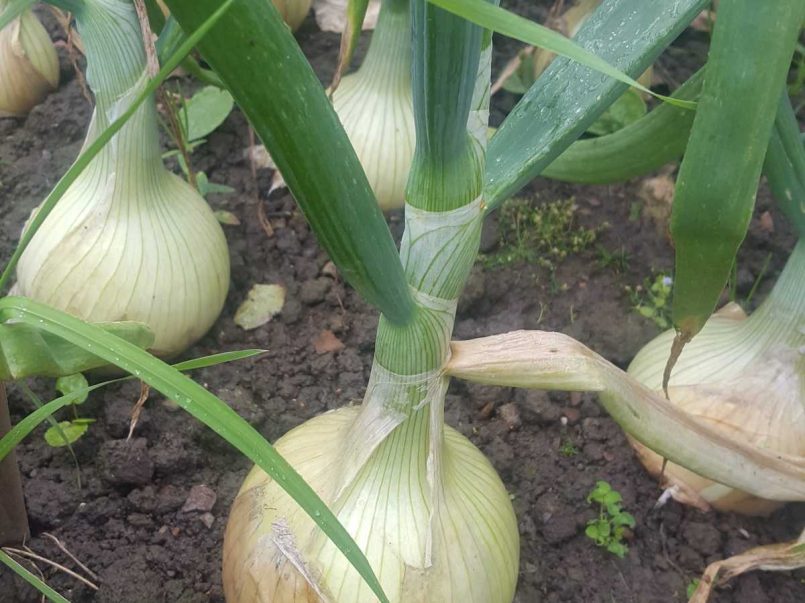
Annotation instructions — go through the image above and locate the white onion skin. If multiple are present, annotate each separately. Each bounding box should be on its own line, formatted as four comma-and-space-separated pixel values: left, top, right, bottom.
223, 406, 520, 603
15, 101, 230, 357
332, 70, 415, 212
0, 9, 59, 117
13, 0, 230, 358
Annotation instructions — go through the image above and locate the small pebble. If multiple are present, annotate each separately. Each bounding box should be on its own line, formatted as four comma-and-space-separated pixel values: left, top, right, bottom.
499, 403, 521, 431
299, 278, 331, 305
477, 401, 495, 420
181, 484, 217, 513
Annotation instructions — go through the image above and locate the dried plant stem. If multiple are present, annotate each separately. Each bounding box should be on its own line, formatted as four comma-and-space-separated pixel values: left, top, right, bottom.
3, 546, 100, 591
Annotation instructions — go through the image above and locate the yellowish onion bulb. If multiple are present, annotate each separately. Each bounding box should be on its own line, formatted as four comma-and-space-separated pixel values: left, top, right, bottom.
0, 7, 59, 117
630, 349, 804, 515
627, 242, 805, 515
271, 0, 312, 32
223, 405, 519, 602
331, 2, 414, 211
14, 0, 229, 357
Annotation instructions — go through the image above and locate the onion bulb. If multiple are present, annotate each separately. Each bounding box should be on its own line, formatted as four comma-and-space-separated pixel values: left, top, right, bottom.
627, 240, 805, 515
14, 0, 229, 357
331, 0, 414, 211
0, 5, 59, 117
223, 403, 519, 602
271, 0, 312, 32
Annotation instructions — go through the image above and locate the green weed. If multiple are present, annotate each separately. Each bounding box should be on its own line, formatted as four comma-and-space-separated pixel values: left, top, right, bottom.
585, 480, 636, 558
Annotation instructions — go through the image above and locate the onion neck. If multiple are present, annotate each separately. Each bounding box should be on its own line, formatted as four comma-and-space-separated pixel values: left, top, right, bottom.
70, 0, 164, 185
355, 0, 411, 90
357, 28, 491, 515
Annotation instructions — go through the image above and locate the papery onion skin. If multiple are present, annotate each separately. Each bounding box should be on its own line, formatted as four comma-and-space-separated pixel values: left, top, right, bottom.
629, 351, 804, 515
223, 406, 519, 603
0, 8, 59, 117
271, 0, 312, 32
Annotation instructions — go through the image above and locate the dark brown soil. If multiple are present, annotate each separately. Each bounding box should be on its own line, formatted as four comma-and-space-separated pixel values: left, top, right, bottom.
1, 4, 803, 603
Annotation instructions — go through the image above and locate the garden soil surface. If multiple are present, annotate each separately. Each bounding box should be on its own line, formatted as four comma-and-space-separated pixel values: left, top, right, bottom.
1, 3, 803, 603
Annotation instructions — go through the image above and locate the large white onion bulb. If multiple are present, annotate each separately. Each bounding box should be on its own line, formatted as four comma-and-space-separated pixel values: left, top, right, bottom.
14, 0, 229, 357
223, 404, 519, 602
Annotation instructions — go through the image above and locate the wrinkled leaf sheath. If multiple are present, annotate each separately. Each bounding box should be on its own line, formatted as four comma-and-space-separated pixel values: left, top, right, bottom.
670, 0, 805, 337
166, 0, 414, 327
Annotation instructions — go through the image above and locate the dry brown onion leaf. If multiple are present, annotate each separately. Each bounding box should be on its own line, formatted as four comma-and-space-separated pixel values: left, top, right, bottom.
445, 330, 805, 504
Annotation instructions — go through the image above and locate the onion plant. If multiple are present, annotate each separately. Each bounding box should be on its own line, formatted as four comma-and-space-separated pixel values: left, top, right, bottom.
165, 0, 803, 601
0, 0, 803, 601
12, 0, 230, 358
0, 3, 386, 598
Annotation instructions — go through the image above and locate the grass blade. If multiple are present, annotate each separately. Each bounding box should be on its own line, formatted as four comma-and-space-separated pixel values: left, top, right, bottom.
0, 349, 265, 463
764, 94, 805, 238
0, 321, 153, 381
485, 0, 707, 208
0, 297, 389, 603
171, 349, 266, 371
428, 0, 694, 109
165, 0, 415, 327
0, 549, 69, 603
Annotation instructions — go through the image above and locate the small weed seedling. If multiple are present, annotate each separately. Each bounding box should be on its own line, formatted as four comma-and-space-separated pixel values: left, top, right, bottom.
559, 439, 579, 457
585, 480, 636, 558
161, 85, 236, 199
627, 273, 673, 329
